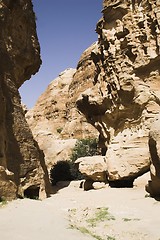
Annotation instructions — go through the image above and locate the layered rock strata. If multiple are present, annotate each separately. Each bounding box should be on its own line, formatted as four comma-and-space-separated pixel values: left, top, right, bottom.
0, 0, 50, 200
76, 0, 160, 184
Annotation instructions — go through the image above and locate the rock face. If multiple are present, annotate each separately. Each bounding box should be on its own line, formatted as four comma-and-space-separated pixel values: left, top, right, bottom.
26, 68, 98, 168
76, 0, 160, 183
66, 43, 99, 139
26, 69, 76, 140
106, 135, 150, 183
75, 156, 107, 182
0, 0, 50, 200
146, 115, 160, 197
0, 166, 17, 200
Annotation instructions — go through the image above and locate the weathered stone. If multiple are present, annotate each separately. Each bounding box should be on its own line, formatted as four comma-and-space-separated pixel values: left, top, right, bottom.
106, 135, 150, 181
146, 115, 160, 197
66, 43, 99, 140
75, 156, 107, 181
26, 68, 98, 168
0, 0, 50, 200
35, 137, 77, 170
27, 68, 98, 141
0, 166, 17, 200
26, 69, 76, 140
75, 0, 160, 184
92, 181, 107, 190
134, 172, 150, 188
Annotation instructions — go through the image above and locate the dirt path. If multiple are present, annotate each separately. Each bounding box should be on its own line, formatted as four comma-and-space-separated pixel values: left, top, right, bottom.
0, 181, 160, 240
0, 187, 92, 240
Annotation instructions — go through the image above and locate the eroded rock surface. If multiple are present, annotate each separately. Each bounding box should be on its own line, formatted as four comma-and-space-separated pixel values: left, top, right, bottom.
76, 0, 160, 183
26, 68, 98, 168
75, 156, 107, 182
26, 69, 76, 140
0, 0, 50, 200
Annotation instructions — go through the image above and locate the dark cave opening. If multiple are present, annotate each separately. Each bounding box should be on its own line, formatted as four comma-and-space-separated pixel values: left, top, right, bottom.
24, 185, 40, 199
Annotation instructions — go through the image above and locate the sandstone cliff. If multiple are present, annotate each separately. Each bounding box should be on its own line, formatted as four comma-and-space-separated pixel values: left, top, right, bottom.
26, 68, 98, 168
75, 0, 160, 184
0, 0, 50, 200
25, 0, 160, 191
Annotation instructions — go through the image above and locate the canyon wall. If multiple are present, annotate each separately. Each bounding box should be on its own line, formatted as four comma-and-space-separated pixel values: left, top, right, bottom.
25, 0, 160, 193
0, 0, 50, 200
76, 0, 160, 184
26, 67, 98, 168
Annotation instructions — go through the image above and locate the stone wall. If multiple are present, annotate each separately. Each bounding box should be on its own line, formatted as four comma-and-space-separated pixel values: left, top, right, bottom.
76, 0, 160, 182
0, 0, 50, 200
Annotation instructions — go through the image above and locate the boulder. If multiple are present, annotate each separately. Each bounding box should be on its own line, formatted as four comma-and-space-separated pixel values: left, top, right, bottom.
106, 135, 150, 182
29, 136, 77, 170
75, 156, 107, 182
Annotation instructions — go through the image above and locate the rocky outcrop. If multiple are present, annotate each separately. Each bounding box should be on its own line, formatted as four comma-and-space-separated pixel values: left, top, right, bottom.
0, 0, 50, 200
26, 68, 98, 168
75, 156, 107, 182
146, 114, 160, 197
0, 166, 17, 201
76, 0, 160, 184
26, 69, 76, 140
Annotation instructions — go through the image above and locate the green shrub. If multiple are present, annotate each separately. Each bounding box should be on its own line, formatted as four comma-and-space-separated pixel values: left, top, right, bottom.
50, 138, 100, 184
69, 138, 100, 180
70, 138, 100, 162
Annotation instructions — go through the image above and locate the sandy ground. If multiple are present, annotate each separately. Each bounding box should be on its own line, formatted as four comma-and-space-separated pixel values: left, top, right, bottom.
0, 178, 160, 240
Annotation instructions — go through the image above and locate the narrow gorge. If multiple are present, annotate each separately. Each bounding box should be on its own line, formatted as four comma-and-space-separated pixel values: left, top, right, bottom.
1, 0, 160, 201
27, 0, 160, 196
1, 1, 160, 240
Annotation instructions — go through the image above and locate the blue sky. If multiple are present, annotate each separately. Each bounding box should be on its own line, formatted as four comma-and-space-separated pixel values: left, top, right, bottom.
19, 0, 102, 108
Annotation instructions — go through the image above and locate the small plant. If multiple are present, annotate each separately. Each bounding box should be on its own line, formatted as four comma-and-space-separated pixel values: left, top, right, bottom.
79, 226, 90, 235
145, 194, 150, 198
69, 224, 115, 240
69, 208, 77, 215
87, 207, 115, 227
123, 218, 132, 222
107, 236, 116, 240
68, 207, 116, 240
57, 127, 63, 134
0, 196, 7, 206
123, 217, 140, 222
